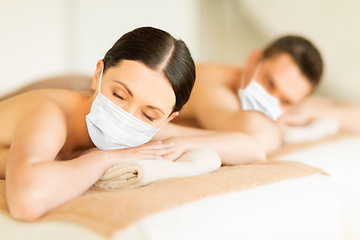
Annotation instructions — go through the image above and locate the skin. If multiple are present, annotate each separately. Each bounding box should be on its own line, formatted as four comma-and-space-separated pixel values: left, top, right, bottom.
0, 59, 265, 221
0, 60, 178, 221
277, 96, 360, 133
172, 51, 313, 153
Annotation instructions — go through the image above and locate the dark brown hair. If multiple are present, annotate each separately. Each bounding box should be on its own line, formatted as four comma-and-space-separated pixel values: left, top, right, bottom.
263, 36, 323, 88
102, 27, 195, 113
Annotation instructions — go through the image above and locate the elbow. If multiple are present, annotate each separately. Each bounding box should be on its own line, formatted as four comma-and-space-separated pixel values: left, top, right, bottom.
7, 181, 46, 221
253, 146, 267, 163
246, 138, 267, 164
9, 196, 44, 222
222, 132, 267, 165
241, 113, 283, 154
248, 128, 282, 154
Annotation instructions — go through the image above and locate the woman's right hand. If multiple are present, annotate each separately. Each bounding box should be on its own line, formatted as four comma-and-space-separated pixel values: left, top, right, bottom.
106, 141, 176, 164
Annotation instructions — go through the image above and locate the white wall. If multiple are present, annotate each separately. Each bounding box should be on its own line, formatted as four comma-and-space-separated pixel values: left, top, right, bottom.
0, 0, 65, 97
71, 0, 200, 74
0, 0, 200, 97
197, 0, 267, 65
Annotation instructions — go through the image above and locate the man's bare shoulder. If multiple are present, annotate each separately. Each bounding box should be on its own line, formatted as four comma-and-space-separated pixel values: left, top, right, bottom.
195, 63, 242, 89
196, 62, 241, 70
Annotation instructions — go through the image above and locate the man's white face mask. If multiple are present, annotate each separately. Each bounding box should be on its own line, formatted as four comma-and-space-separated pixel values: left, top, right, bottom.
86, 67, 160, 150
238, 60, 283, 121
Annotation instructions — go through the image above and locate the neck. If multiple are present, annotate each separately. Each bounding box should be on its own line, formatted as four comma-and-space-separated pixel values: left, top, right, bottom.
68, 93, 96, 150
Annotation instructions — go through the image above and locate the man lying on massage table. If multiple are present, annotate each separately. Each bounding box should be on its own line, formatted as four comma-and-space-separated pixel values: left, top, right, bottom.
172, 36, 360, 153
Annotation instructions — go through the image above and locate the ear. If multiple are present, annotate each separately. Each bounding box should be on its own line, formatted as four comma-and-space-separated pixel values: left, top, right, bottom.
241, 50, 264, 88
165, 111, 179, 124
92, 60, 105, 91
244, 49, 263, 69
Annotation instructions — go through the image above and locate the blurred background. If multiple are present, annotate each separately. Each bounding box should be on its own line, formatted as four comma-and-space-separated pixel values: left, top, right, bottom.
1, 0, 359, 103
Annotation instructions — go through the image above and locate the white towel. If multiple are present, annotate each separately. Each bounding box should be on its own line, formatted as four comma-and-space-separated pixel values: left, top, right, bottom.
94, 147, 221, 191
282, 117, 340, 144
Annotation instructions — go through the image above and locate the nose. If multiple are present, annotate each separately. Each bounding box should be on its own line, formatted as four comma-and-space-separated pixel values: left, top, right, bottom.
120, 104, 137, 116
270, 90, 281, 101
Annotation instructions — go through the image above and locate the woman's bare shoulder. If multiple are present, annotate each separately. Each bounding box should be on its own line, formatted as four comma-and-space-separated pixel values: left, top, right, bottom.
0, 89, 87, 133
1, 89, 87, 109
0, 90, 80, 147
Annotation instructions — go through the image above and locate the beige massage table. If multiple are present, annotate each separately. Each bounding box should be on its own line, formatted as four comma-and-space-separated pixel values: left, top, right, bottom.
1, 134, 359, 240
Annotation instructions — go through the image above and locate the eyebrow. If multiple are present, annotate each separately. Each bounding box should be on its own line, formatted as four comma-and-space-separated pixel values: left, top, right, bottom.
113, 80, 165, 115
113, 80, 133, 97
146, 105, 165, 115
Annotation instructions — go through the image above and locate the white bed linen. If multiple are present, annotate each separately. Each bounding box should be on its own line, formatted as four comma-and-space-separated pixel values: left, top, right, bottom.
278, 137, 360, 239
275, 136, 360, 240
0, 213, 106, 240
115, 174, 346, 240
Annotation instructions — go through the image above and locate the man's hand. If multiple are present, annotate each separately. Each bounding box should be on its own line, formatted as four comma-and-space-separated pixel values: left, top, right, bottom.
277, 96, 343, 127
277, 108, 314, 126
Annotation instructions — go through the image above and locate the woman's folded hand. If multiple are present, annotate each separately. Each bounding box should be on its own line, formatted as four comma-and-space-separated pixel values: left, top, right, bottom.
107, 141, 176, 163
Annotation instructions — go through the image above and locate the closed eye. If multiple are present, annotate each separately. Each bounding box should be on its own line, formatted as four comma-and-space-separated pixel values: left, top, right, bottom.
113, 92, 125, 101
142, 112, 155, 122
281, 99, 291, 105
267, 78, 275, 89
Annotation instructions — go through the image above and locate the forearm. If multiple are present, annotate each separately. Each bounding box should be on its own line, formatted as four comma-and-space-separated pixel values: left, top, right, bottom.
199, 111, 282, 154
152, 122, 213, 141
6, 150, 114, 221
156, 121, 267, 164
291, 97, 360, 133
316, 103, 360, 133
340, 105, 360, 133
173, 132, 266, 165
233, 112, 282, 153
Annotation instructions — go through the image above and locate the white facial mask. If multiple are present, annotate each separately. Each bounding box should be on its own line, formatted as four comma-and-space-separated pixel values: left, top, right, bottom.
238, 60, 283, 121
86, 68, 160, 150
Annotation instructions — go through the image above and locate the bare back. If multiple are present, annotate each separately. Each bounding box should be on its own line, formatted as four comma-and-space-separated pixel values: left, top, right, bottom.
0, 89, 92, 179
172, 64, 243, 127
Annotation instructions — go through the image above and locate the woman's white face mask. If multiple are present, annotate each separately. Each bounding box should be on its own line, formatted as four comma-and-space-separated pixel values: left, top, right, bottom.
86, 67, 161, 150
238, 60, 283, 121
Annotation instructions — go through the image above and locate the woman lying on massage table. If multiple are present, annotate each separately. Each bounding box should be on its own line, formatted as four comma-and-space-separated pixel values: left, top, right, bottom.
0, 27, 265, 221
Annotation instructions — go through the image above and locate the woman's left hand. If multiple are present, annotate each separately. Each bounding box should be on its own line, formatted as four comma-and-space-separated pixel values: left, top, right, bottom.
160, 137, 191, 161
